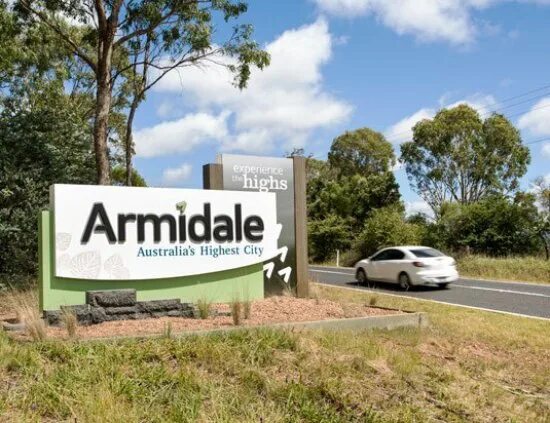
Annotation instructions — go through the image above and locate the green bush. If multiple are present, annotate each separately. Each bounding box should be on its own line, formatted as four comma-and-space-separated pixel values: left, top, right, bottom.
308, 214, 352, 262
436, 196, 542, 256
0, 100, 95, 277
357, 207, 423, 257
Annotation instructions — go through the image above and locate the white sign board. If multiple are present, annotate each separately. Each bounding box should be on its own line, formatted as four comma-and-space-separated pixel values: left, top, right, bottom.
51, 184, 279, 280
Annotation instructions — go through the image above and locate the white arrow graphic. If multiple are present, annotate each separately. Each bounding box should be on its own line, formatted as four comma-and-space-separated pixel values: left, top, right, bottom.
263, 262, 275, 278
278, 267, 292, 284
276, 246, 288, 262
274, 223, 283, 240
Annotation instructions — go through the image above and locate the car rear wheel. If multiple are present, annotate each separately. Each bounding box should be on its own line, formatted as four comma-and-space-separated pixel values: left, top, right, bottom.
356, 268, 367, 285
398, 273, 411, 290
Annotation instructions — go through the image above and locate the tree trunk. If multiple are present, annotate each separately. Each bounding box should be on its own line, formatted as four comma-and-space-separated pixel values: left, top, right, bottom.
93, 40, 113, 185
93, 77, 112, 184
124, 99, 138, 186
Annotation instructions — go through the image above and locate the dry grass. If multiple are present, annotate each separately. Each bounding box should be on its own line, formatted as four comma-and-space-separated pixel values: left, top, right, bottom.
60, 307, 78, 339
243, 299, 252, 319
457, 255, 550, 283
0, 284, 548, 422
4, 289, 46, 341
230, 298, 242, 326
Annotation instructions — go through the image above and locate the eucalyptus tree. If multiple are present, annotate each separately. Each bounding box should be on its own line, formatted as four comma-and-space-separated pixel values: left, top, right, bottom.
14, 0, 269, 184
400, 104, 530, 217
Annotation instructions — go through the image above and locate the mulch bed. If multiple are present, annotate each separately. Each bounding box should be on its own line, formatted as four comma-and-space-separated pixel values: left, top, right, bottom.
3, 296, 403, 341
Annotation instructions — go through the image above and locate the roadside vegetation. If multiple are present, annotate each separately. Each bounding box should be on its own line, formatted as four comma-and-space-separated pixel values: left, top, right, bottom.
303, 110, 549, 283
317, 254, 550, 284
0, 285, 547, 422
456, 255, 550, 283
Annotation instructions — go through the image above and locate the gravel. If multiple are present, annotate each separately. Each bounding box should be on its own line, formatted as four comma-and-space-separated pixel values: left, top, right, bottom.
12, 296, 402, 340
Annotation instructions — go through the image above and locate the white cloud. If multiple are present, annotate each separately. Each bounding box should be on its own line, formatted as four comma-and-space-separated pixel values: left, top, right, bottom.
542, 142, 550, 158
385, 94, 496, 144
385, 108, 434, 144
313, 0, 549, 45
405, 200, 434, 218
144, 19, 352, 156
134, 112, 229, 158
518, 97, 550, 136
162, 163, 193, 186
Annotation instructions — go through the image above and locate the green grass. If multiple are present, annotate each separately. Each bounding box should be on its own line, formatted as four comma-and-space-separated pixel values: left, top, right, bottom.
0, 285, 548, 422
456, 255, 550, 284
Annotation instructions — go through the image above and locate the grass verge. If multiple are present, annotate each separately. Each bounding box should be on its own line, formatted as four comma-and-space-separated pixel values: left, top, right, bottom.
314, 254, 550, 284
456, 255, 550, 284
0, 285, 548, 422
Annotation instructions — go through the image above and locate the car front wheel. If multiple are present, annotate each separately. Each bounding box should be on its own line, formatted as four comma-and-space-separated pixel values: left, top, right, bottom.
398, 273, 411, 290
356, 268, 367, 285
438, 283, 450, 289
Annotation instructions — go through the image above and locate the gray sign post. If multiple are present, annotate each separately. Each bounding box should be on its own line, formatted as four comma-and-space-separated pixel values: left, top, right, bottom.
203, 154, 308, 297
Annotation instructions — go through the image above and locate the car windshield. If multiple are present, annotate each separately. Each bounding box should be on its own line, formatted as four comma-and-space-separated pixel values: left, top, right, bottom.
409, 248, 444, 258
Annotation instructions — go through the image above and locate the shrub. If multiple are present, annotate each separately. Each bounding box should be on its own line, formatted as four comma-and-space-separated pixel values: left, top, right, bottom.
308, 214, 352, 262
357, 207, 423, 257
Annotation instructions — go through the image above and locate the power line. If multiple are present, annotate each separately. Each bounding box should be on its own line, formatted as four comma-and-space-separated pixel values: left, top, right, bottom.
386, 83, 550, 144
479, 91, 550, 117
525, 136, 550, 146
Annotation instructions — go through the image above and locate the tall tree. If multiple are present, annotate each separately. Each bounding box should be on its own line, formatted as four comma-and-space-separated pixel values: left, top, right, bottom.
14, 0, 269, 184
306, 128, 402, 261
328, 127, 396, 177
400, 104, 530, 216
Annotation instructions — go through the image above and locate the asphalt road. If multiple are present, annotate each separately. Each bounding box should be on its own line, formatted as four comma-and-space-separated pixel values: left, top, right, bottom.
309, 265, 550, 319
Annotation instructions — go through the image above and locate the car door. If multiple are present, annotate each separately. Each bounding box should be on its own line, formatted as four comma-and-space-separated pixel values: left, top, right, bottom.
366, 250, 390, 280
377, 249, 406, 282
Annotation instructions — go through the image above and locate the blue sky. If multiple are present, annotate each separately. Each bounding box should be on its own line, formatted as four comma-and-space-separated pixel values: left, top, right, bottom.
133, 0, 550, 215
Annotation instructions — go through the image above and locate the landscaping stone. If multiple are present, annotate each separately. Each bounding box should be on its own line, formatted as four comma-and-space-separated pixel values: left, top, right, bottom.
43, 290, 197, 325
137, 299, 182, 313
86, 290, 137, 307
104, 306, 139, 316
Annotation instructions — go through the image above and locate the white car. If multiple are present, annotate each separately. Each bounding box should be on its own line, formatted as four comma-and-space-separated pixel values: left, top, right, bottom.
354, 246, 459, 289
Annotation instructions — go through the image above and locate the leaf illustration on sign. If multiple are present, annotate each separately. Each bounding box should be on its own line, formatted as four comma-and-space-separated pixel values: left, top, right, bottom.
70, 251, 101, 279
278, 267, 292, 284
111, 266, 130, 279
57, 254, 71, 271
276, 246, 288, 262
176, 200, 187, 215
56, 233, 72, 251
263, 262, 275, 278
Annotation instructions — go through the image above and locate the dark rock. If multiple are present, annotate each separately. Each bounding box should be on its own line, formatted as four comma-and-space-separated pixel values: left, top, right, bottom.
61, 305, 92, 325
86, 290, 136, 307
137, 299, 182, 313
43, 310, 62, 326
104, 306, 138, 316
2, 321, 26, 332
90, 307, 108, 324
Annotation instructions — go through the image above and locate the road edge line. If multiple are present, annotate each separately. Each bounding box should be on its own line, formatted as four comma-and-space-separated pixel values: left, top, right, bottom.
316, 283, 550, 321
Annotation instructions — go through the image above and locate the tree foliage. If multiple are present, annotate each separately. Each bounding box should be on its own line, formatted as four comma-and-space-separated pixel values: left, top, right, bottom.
307, 128, 402, 261
13, 0, 270, 184
328, 128, 395, 177
357, 207, 422, 258
420, 195, 541, 257
401, 105, 530, 216
0, 92, 96, 276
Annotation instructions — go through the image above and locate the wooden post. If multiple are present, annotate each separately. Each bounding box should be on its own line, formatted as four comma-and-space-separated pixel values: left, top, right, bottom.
203, 164, 223, 190
293, 156, 309, 298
